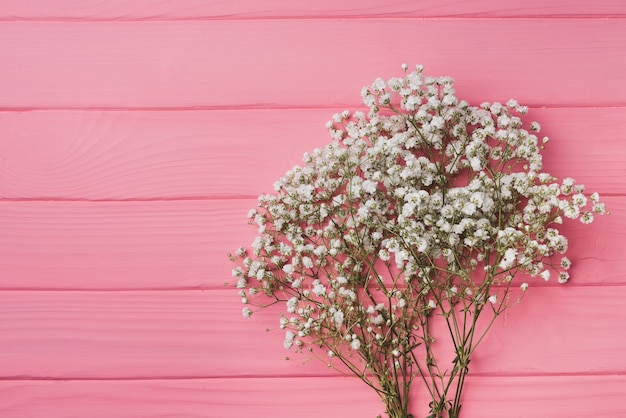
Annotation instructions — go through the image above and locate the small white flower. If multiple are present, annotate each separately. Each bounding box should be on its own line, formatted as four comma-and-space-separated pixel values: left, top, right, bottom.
362, 179, 378, 194
499, 248, 517, 270
520, 283, 529, 291
462, 202, 476, 216
564, 205, 580, 219
373, 78, 386, 91
371, 314, 384, 325
284, 331, 295, 349
540, 270, 551, 281
242, 308, 253, 318
593, 202, 606, 214
415, 238, 428, 253
580, 212, 594, 224
431, 116, 445, 129
507, 99, 519, 108
312, 280, 327, 297
350, 338, 361, 350
302, 256, 313, 268
286, 297, 298, 313
572, 193, 587, 207
488, 295, 497, 304
333, 310, 344, 328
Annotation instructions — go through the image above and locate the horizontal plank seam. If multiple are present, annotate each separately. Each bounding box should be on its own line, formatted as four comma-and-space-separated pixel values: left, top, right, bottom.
0, 286, 233, 291
0, 15, 625, 23
0, 283, 624, 292
1, 192, 624, 203
0, 196, 259, 202
1, 104, 626, 112
2, 371, 626, 381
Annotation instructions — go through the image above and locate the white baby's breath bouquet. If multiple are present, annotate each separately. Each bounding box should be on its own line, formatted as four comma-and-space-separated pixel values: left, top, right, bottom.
229, 65, 607, 418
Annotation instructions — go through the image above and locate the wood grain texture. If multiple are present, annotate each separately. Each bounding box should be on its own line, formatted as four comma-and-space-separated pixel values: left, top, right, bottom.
0, 199, 250, 289
1, 0, 625, 20
0, 197, 620, 290
0, 287, 624, 380
1, 20, 626, 109
0, 375, 625, 418
0, 107, 624, 200
2, 1, 624, 416
0, 377, 383, 418
0, 109, 330, 199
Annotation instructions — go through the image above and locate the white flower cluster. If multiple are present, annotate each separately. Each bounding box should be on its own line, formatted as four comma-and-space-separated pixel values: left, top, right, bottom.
230, 65, 606, 361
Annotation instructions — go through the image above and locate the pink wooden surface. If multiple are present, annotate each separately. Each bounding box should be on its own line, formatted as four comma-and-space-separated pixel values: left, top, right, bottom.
0, 0, 625, 20
1, 376, 625, 418
0, 197, 623, 290
1, 20, 626, 109
0, 108, 624, 200
0, 287, 625, 379
0, 1, 624, 417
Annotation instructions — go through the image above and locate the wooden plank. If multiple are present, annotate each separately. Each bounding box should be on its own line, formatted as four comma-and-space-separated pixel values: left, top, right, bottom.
0, 289, 331, 379
538, 107, 626, 195
458, 375, 626, 418
1, 0, 625, 20
0, 109, 330, 200
0, 108, 624, 200
1, 20, 626, 108
0, 199, 256, 290
0, 377, 382, 418
0, 375, 625, 418
0, 197, 621, 290
0, 287, 625, 380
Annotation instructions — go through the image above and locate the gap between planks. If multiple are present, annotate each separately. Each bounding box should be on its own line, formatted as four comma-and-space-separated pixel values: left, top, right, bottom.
3, 370, 626, 382
1, 192, 625, 202
1, 282, 625, 291
1, 104, 626, 112
1, 15, 626, 23
0, 196, 258, 203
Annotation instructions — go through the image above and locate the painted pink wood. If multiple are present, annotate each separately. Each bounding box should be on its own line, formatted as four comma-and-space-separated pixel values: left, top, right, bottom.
1, 20, 626, 109
0, 109, 330, 199
0, 199, 253, 289
1, 1, 625, 417
0, 197, 621, 290
0, 287, 624, 380
0, 375, 624, 418
1, 0, 625, 20
0, 108, 623, 200
0, 377, 384, 418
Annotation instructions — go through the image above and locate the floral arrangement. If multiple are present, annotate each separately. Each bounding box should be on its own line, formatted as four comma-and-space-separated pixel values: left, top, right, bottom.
229, 64, 607, 418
